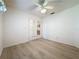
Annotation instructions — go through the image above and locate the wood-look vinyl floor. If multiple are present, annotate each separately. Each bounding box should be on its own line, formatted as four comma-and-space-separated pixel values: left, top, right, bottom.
1, 39, 79, 59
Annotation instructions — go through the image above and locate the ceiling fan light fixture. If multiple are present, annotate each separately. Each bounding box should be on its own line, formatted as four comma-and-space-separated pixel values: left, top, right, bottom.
41, 8, 47, 14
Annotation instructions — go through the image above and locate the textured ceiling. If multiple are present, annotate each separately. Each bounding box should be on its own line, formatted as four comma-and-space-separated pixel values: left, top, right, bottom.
4, 0, 79, 17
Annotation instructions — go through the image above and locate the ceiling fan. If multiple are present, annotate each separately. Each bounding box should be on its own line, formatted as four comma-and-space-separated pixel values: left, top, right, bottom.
33, 0, 54, 14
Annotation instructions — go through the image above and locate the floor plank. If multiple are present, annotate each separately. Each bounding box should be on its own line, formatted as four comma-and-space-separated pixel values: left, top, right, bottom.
1, 39, 79, 59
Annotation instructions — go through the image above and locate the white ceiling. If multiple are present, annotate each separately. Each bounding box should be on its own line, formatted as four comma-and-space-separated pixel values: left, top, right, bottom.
4, 0, 79, 17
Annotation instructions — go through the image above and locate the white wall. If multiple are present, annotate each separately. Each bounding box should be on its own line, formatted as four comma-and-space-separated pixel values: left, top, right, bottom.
0, 13, 3, 56
42, 4, 79, 48
3, 8, 40, 48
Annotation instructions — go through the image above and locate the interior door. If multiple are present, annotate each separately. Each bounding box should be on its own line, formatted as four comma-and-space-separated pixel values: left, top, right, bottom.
28, 17, 41, 40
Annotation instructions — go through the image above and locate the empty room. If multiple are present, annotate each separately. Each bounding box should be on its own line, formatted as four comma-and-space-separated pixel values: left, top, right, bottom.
0, 0, 79, 59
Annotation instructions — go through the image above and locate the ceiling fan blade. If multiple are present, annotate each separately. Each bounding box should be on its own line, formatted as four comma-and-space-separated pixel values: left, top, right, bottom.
39, 0, 45, 5
48, 0, 63, 3
42, 0, 48, 6
33, 0, 48, 7
45, 6, 54, 9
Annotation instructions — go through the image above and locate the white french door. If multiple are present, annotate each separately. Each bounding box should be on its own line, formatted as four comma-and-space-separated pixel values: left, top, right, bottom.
28, 17, 41, 40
